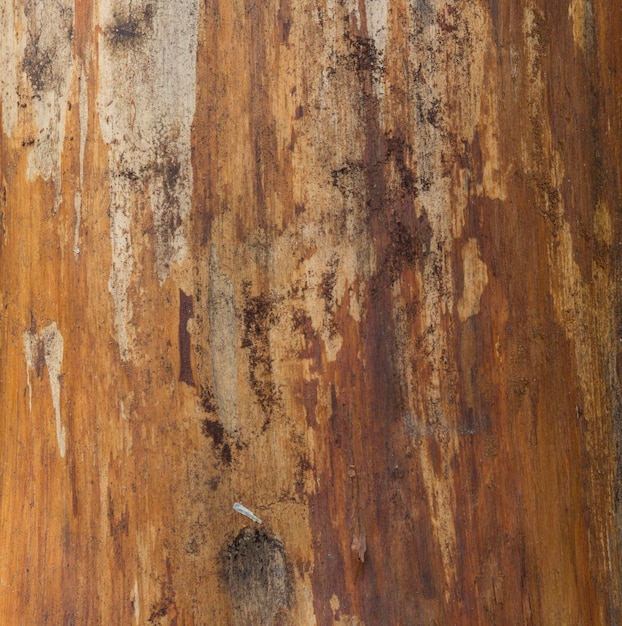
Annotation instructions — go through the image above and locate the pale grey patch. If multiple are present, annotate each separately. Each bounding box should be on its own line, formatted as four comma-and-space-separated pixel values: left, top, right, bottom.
208, 246, 239, 435
0, 2, 21, 137
97, 0, 199, 358
107, 167, 135, 362
21, 0, 75, 212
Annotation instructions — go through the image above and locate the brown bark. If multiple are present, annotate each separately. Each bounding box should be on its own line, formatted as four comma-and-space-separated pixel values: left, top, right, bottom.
1, 0, 621, 623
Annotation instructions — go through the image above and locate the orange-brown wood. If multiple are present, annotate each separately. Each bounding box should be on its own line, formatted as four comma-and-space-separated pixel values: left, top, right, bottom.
1, 0, 621, 623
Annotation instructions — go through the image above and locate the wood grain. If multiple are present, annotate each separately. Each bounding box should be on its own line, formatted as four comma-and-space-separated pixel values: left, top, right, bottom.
0, 0, 620, 623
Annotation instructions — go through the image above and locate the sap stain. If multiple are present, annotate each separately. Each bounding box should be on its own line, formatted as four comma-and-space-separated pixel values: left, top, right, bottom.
241, 288, 281, 419
151, 147, 186, 281
201, 417, 232, 466
330, 160, 364, 199
320, 256, 338, 312
22, 0, 73, 93
30, 334, 46, 378
221, 528, 294, 625
104, 4, 155, 49
199, 383, 218, 413
201, 418, 224, 447
221, 443, 232, 465
118, 168, 140, 183
147, 557, 177, 624
425, 97, 443, 129
437, 4, 459, 33
22, 45, 54, 93
319, 256, 339, 338
385, 134, 431, 196
381, 214, 432, 283
346, 34, 383, 81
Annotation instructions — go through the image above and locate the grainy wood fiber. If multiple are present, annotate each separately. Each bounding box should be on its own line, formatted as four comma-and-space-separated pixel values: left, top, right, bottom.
0, 0, 621, 623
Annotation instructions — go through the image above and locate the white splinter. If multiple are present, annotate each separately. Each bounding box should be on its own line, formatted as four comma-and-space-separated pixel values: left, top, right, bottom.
232, 502, 262, 524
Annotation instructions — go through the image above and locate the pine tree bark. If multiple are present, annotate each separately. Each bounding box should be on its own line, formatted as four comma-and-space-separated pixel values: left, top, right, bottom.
1, 0, 620, 623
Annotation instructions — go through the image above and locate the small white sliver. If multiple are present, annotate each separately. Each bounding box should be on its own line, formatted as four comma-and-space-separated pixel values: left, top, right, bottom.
233, 502, 262, 524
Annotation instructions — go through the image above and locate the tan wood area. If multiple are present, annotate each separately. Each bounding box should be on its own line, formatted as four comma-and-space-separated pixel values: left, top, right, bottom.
0, 0, 621, 623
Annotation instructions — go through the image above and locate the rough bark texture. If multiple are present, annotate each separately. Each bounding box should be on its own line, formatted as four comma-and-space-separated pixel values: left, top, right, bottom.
0, 0, 620, 624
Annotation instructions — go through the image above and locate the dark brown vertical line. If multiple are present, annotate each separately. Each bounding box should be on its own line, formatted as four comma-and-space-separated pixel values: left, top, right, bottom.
179, 288, 195, 386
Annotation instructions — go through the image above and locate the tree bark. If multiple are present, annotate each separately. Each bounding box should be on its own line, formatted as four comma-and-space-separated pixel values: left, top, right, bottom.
1, 0, 620, 623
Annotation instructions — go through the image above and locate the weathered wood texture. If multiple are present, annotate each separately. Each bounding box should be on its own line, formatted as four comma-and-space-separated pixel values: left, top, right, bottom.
1, 0, 621, 623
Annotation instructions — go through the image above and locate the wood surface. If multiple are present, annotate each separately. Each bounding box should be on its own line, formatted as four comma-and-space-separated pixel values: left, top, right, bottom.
0, 0, 621, 623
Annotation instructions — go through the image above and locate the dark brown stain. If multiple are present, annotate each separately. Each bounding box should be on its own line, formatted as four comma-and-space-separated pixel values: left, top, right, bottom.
295, 453, 312, 499
291, 309, 322, 371
201, 418, 224, 447
464, 129, 483, 188
178, 289, 195, 386
278, 0, 292, 45
245, 0, 285, 229
385, 134, 420, 196
152, 145, 184, 277
437, 4, 459, 33
199, 384, 218, 413
147, 557, 177, 625
201, 418, 232, 466
221, 527, 294, 625
380, 214, 432, 284
107, 491, 129, 567
241, 287, 281, 420
524, 4, 549, 80
32, 336, 46, 379
118, 168, 140, 183
220, 443, 232, 465
345, 34, 384, 82
104, 4, 154, 49
300, 378, 319, 428
22, 44, 53, 93
319, 256, 338, 312
330, 160, 364, 199
22, 0, 73, 94
309, 11, 460, 623
488, 0, 501, 41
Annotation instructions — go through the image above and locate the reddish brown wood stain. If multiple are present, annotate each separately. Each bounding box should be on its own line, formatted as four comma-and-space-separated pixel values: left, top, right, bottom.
0, 0, 620, 624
